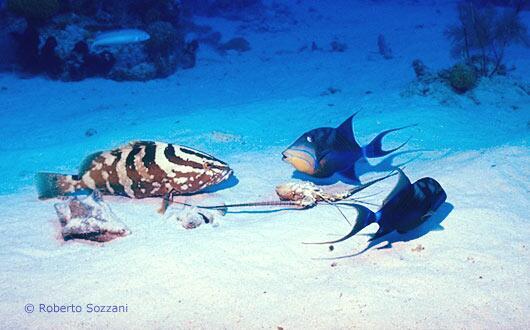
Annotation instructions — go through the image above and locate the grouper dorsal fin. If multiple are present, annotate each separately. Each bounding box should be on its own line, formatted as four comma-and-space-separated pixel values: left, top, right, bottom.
336, 112, 361, 149
382, 168, 411, 206
79, 151, 103, 175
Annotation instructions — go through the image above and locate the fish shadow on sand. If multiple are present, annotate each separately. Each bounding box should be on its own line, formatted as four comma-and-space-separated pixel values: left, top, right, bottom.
291, 149, 426, 185
328, 202, 454, 259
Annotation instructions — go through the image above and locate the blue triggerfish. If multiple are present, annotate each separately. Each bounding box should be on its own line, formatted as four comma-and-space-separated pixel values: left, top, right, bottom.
282, 112, 415, 181
308, 169, 447, 244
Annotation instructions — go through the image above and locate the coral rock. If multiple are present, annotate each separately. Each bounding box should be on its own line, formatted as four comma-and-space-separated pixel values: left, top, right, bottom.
218, 37, 251, 53
412, 59, 428, 79
54, 192, 130, 242
146, 20, 183, 56
7, 0, 59, 21
377, 34, 393, 59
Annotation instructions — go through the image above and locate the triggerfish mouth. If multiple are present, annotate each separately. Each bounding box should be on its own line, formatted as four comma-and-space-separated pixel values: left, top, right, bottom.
91, 29, 150, 49
281, 146, 318, 176
282, 112, 415, 181
36, 141, 233, 200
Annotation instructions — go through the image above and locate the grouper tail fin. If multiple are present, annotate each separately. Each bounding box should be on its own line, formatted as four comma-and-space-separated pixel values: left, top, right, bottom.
363, 124, 417, 158
304, 204, 377, 245
35, 173, 84, 200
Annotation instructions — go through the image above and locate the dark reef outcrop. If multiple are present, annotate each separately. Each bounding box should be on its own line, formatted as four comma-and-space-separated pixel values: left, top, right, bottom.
1, 0, 200, 81
0, 0, 268, 80
184, 0, 264, 20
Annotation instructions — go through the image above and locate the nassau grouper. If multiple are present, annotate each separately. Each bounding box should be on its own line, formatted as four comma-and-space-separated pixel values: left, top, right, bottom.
36, 141, 233, 200
282, 112, 415, 181
308, 169, 447, 244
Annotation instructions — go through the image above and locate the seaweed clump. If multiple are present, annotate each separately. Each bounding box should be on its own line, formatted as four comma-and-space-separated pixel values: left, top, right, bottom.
406, 1, 530, 97
447, 63, 478, 93
445, 0, 530, 77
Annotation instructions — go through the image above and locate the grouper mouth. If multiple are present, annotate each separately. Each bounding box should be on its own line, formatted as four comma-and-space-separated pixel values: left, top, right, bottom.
282, 148, 317, 175
210, 166, 233, 185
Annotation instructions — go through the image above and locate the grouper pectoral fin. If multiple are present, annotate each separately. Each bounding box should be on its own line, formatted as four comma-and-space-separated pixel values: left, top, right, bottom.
363, 124, 417, 158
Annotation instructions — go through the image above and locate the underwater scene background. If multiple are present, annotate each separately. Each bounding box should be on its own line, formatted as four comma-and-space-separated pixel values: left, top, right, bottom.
0, 0, 529, 328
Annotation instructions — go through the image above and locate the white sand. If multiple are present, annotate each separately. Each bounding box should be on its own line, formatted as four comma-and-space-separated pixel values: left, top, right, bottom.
0, 1, 529, 328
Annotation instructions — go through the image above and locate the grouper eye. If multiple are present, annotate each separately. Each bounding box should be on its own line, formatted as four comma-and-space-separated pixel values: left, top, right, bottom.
306, 136, 313, 143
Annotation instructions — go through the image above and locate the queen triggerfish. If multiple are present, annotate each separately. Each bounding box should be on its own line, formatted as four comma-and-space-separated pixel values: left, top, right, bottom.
308, 169, 447, 244
282, 112, 415, 181
36, 141, 232, 199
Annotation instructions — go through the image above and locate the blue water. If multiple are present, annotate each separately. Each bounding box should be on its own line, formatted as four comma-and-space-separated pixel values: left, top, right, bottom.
1, 1, 528, 196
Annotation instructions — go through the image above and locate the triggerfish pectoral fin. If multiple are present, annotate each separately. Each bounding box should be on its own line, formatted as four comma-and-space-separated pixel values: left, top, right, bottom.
304, 204, 376, 245
363, 124, 417, 158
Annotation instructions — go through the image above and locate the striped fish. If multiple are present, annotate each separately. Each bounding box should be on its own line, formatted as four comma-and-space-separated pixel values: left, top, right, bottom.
36, 141, 233, 200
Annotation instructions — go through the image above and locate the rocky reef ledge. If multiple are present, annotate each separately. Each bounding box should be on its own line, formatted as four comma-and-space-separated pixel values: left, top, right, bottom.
0, 0, 199, 81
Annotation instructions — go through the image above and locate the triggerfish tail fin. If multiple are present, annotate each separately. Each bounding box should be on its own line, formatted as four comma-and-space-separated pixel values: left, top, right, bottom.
336, 111, 362, 149
304, 204, 377, 245
35, 173, 85, 200
363, 124, 417, 158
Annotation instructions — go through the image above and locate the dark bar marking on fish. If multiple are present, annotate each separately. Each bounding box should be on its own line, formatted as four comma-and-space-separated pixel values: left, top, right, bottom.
125, 143, 144, 197
142, 142, 157, 168
107, 150, 128, 197
164, 144, 203, 169
179, 146, 220, 163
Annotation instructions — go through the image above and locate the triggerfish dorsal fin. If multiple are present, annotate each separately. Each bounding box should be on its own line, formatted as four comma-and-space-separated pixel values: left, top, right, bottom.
382, 168, 412, 207
336, 111, 361, 149
303, 204, 376, 245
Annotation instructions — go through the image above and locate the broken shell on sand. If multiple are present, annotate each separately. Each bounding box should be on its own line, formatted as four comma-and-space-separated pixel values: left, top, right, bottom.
165, 204, 223, 229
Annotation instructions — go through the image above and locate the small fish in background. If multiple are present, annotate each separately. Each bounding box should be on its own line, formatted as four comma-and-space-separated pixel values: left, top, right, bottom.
282, 112, 415, 181
36, 141, 232, 202
307, 169, 447, 244
90, 29, 150, 50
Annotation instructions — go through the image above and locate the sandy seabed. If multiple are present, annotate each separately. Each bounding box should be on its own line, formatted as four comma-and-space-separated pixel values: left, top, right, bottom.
0, 1, 529, 328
